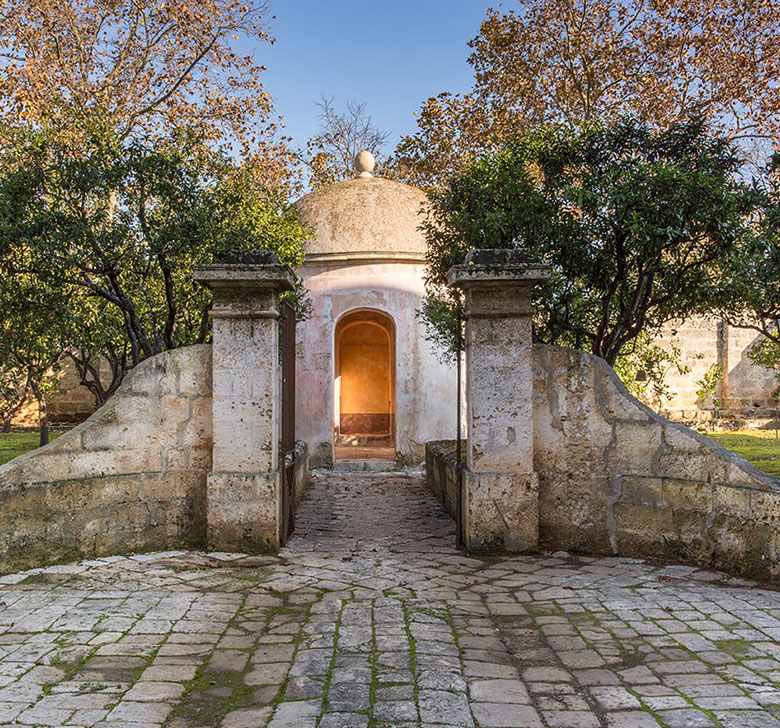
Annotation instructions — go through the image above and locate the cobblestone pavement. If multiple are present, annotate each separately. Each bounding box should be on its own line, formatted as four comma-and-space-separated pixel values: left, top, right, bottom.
1, 474, 780, 727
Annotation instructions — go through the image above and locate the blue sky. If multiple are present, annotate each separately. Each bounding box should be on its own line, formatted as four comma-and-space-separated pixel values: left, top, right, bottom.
259, 0, 498, 156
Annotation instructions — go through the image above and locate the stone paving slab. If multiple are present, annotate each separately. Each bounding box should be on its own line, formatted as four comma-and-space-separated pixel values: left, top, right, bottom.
0, 473, 779, 726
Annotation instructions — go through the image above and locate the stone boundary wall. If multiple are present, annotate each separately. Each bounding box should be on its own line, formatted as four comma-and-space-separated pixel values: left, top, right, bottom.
534, 344, 780, 580
656, 315, 776, 418
426, 344, 780, 580
0, 346, 214, 574
425, 441, 459, 520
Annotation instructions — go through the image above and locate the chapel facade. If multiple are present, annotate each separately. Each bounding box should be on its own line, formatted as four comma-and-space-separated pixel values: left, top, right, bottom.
293, 151, 455, 467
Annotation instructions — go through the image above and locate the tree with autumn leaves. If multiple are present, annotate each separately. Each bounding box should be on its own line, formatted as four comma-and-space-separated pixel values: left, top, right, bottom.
389, 0, 780, 188
0, 0, 307, 440
0, 0, 291, 172
399, 0, 780, 403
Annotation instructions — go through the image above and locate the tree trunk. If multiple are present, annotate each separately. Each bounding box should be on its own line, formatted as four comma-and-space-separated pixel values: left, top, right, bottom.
69, 348, 128, 408
1, 416, 10, 433
29, 375, 49, 447
38, 393, 49, 447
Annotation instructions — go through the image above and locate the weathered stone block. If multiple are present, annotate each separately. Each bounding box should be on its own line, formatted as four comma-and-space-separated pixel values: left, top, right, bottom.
713, 484, 752, 519
175, 346, 212, 395
614, 502, 674, 541
670, 510, 710, 543
1, 486, 46, 515
662, 479, 713, 511
620, 476, 664, 508
750, 491, 780, 525
44, 479, 105, 512
709, 454, 771, 489
654, 449, 711, 481
538, 472, 614, 553
708, 513, 777, 579
609, 421, 661, 473
207, 471, 280, 553
126, 356, 178, 397
464, 470, 538, 553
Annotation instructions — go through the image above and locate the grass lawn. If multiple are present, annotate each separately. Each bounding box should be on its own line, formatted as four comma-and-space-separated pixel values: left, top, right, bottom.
0, 431, 61, 466
707, 429, 780, 479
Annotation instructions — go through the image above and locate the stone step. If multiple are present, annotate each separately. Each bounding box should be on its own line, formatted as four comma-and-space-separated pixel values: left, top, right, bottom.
331, 460, 402, 474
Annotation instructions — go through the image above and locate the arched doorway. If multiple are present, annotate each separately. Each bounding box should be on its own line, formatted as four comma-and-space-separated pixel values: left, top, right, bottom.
334, 309, 395, 461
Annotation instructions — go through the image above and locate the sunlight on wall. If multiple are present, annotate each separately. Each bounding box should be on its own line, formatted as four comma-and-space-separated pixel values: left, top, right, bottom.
335, 311, 395, 435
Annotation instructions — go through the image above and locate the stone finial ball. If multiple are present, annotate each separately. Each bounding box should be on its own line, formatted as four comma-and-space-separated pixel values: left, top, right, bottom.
354, 150, 376, 176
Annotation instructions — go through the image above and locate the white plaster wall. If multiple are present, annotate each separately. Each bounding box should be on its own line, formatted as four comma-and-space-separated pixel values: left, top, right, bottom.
297, 261, 457, 466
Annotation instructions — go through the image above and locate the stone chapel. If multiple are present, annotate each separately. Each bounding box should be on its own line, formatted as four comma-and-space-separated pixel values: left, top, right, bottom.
294, 150, 455, 468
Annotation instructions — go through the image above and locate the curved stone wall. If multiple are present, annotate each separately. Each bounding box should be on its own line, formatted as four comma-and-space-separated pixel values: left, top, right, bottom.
0, 346, 213, 574
533, 344, 780, 579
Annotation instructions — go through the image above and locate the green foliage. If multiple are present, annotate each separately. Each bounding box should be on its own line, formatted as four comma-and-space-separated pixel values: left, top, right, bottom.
423, 118, 759, 366
418, 297, 462, 363
695, 363, 724, 409
613, 332, 690, 409
0, 271, 69, 441
721, 154, 780, 393
750, 337, 780, 373
0, 362, 28, 432
0, 125, 308, 406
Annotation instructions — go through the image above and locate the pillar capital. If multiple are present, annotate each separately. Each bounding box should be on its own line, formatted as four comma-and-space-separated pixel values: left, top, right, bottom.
193, 252, 297, 314
446, 248, 550, 288
193, 265, 296, 294
447, 249, 549, 319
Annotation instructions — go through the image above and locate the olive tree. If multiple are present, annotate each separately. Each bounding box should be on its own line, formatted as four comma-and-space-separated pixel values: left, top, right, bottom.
0, 127, 308, 408
423, 118, 759, 366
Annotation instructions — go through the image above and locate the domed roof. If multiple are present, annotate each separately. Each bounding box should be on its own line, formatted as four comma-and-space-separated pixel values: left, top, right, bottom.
295, 176, 430, 261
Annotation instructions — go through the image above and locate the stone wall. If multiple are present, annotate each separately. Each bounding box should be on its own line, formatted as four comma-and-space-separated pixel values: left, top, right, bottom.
12, 357, 100, 426
0, 346, 213, 574
425, 441, 459, 520
656, 315, 776, 419
426, 343, 780, 579
534, 344, 780, 579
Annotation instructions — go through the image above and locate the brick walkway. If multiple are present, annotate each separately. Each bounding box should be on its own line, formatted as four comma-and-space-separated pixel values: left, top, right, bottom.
0, 474, 779, 727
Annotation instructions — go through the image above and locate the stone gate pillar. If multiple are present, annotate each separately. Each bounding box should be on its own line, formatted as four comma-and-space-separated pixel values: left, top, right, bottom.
193, 252, 296, 552
447, 249, 550, 553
